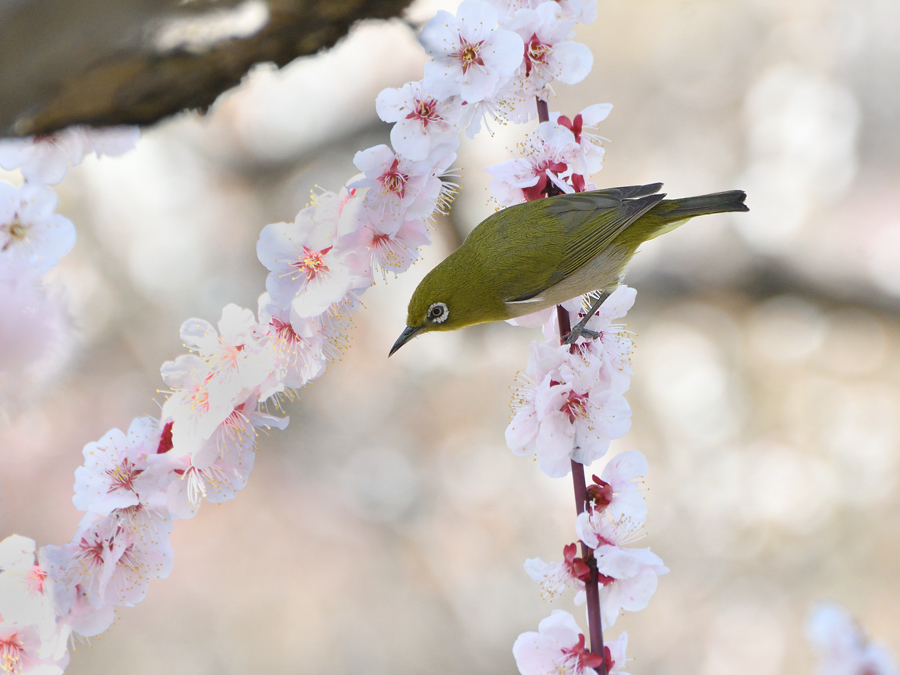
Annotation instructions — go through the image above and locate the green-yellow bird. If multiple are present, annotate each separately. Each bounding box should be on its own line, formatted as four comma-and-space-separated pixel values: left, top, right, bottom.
389, 183, 747, 356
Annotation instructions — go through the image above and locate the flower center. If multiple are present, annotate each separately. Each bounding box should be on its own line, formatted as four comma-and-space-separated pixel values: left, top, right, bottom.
26, 565, 47, 594
294, 245, 332, 281
560, 634, 605, 673
379, 159, 408, 198
271, 317, 300, 344
524, 34, 551, 77
561, 390, 589, 423
105, 458, 143, 494
1, 219, 28, 252
78, 533, 107, 568
407, 97, 442, 127
0, 633, 25, 675
186, 382, 210, 414
454, 36, 485, 74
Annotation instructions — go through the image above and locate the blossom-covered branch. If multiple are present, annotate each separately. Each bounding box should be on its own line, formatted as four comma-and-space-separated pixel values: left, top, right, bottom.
0, 1, 612, 672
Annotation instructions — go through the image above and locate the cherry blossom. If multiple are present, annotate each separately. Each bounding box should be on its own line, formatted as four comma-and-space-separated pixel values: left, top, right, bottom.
0, 536, 68, 669
513, 609, 604, 675
0, 126, 139, 185
0, 182, 75, 280
487, 120, 579, 205
0, 1, 651, 668
42, 572, 114, 640
575, 510, 668, 628
351, 144, 453, 233
538, 363, 630, 476
360, 217, 431, 276
507, 326, 632, 478
604, 633, 630, 674
588, 451, 647, 528
516, 287, 635, 395
525, 543, 589, 602
0, 622, 67, 675
155, 395, 286, 519
506, 338, 565, 460
375, 81, 463, 161
806, 602, 898, 675
180, 303, 276, 397
41, 515, 173, 613
420, 0, 524, 104
72, 417, 164, 516
552, 104, 612, 177
506, 3, 593, 100
160, 354, 242, 458
257, 204, 362, 317
258, 294, 328, 388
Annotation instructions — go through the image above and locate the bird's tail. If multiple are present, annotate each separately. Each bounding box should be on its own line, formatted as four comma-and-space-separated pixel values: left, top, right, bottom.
642, 190, 748, 241
656, 190, 748, 222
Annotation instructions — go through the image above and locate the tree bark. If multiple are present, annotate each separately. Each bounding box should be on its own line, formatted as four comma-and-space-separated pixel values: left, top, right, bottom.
0, 0, 412, 137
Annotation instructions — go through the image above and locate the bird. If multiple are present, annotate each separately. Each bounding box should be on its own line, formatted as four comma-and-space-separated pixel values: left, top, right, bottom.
389, 182, 747, 356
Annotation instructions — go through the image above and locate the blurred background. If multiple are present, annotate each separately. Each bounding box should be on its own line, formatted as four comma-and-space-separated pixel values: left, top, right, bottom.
2, 0, 900, 672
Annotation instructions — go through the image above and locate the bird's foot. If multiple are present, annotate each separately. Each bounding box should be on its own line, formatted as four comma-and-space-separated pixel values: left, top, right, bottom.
563, 292, 610, 344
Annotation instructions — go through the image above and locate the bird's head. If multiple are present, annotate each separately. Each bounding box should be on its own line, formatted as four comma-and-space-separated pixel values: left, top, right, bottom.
389, 254, 499, 356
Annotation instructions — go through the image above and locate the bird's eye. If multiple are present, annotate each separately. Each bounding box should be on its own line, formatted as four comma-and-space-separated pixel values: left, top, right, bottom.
427, 302, 449, 324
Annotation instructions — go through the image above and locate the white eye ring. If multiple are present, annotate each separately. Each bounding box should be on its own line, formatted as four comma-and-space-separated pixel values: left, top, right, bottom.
427, 302, 449, 324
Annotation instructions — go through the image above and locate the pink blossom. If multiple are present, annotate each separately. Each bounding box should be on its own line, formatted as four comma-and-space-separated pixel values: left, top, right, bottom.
604, 633, 629, 674
525, 543, 589, 602
513, 610, 604, 675
535, 365, 631, 476
552, 104, 612, 177
160, 354, 241, 458
0, 536, 68, 667
507, 332, 631, 478
0, 126, 139, 185
38, 561, 114, 640
487, 121, 579, 205
0, 182, 75, 280
155, 396, 284, 519
361, 217, 431, 276
506, 339, 565, 459
806, 602, 898, 675
506, 2, 593, 98
420, 0, 524, 104
521, 286, 635, 395
351, 145, 454, 234
575, 511, 668, 628
258, 294, 328, 388
72, 417, 164, 516
0, 621, 67, 675
256, 205, 359, 318
591, 451, 648, 528
180, 303, 277, 396
376, 81, 463, 161
41, 515, 173, 613
0, 275, 71, 388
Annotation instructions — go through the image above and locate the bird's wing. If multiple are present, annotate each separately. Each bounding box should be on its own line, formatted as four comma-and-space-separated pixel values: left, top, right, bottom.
555, 191, 666, 278
504, 190, 665, 303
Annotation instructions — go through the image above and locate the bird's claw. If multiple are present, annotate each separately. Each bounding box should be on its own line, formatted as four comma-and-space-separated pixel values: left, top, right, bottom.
563, 292, 610, 344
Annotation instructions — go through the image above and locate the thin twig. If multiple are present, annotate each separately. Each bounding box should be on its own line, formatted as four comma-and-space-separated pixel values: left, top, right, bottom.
556, 305, 607, 672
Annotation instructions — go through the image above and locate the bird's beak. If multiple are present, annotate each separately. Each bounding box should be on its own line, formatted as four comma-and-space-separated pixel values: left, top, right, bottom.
389, 325, 423, 357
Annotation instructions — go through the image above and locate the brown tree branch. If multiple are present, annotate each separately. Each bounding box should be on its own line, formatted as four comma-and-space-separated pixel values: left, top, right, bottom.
0, 0, 413, 136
